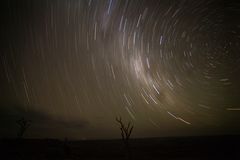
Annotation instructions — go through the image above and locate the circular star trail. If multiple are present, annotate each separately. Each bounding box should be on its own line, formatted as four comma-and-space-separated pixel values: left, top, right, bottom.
0, 0, 240, 139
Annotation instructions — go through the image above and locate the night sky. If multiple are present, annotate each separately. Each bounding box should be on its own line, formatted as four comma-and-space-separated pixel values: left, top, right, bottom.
1, 0, 240, 139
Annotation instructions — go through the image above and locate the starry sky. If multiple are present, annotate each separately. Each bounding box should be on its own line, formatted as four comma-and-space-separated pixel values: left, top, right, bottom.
0, 0, 240, 139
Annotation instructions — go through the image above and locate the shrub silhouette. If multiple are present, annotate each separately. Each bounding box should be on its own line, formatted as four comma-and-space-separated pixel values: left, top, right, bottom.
116, 116, 134, 159
16, 117, 31, 138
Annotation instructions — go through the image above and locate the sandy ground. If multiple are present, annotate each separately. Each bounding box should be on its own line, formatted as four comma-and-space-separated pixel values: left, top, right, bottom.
1, 135, 240, 160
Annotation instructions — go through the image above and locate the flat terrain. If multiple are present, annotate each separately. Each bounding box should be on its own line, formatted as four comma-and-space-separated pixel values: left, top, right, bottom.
1, 135, 240, 160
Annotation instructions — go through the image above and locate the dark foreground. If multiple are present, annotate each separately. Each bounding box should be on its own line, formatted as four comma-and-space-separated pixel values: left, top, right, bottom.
1, 135, 240, 160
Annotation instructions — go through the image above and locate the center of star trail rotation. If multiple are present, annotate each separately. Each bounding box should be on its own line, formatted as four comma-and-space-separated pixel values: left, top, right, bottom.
0, 0, 240, 139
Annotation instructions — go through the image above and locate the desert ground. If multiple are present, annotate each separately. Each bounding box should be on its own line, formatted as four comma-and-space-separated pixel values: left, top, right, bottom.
1, 135, 240, 160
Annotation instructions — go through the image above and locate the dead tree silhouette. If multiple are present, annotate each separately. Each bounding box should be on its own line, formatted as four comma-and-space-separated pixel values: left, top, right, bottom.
116, 116, 134, 159
16, 117, 31, 138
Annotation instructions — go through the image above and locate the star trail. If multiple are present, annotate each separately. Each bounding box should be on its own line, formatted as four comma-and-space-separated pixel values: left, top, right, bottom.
0, 0, 240, 139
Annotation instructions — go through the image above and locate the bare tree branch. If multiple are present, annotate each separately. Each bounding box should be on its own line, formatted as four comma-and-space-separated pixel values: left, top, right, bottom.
116, 116, 134, 159
16, 117, 31, 138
